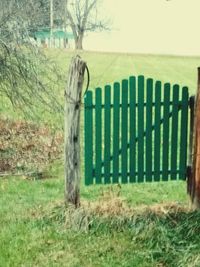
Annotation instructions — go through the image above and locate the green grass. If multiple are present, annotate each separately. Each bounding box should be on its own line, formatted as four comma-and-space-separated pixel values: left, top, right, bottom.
1, 50, 200, 266
0, 158, 194, 267
48, 50, 200, 94
0, 170, 198, 267
1, 49, 200, 125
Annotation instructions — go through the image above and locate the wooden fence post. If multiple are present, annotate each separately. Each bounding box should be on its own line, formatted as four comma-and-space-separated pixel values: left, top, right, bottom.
189, 67, 200, 208
64, 55, 86, 207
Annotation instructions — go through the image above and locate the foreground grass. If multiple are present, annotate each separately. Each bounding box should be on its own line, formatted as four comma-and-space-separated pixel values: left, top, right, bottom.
0, 162, 197, 267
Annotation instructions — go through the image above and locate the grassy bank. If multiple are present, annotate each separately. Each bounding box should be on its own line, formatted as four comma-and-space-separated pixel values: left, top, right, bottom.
0, 173, 198, 267
1, 50, 200, 266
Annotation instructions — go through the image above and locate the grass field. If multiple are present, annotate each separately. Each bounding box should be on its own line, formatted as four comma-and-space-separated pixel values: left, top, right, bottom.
1, 50, 200, 267
48, 50, 200, 93
1, 50, 200, 124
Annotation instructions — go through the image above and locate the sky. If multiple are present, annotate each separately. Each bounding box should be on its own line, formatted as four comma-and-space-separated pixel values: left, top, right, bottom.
84, 0, 200, 56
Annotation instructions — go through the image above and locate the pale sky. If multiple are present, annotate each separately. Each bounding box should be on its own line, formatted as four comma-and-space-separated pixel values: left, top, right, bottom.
84, 0, 200, 55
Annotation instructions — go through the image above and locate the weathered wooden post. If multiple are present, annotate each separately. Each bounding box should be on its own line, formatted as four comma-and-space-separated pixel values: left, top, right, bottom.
64, 55, 86, 207
189, 67, 200, 208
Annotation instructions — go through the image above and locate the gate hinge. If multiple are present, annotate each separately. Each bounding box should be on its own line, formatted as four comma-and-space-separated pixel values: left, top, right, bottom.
186, 165, 192, 179
189, 96, 195, 110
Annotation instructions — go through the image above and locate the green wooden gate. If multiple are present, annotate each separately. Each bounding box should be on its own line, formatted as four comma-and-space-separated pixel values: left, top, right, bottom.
84, 75, 190, 185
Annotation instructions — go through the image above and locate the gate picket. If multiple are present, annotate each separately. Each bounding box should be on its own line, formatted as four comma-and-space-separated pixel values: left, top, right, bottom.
154, 81, 162, 181
113, 82, 120, 183
138, 76, 145, 182
179, 87, 189, 180
121, 79, 128, 183
84, 91, 93, 185
171, 85, 179, 180
84, 76, 189, 185
95, 88, 102, 184
129, 76, 136, 183
104, 85, 111, 184
146, 78, 153, 182
162, 83, 171, 181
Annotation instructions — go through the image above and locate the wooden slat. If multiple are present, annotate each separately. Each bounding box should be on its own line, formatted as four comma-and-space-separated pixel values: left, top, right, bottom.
95, 88, 102, 184
154, 81, 162, 181
104, 85, 111, 184
129, 76, 136, 182
138, 76, 145, 182
84, 91, 93, 185
179, 87, 189, 180
121, 79, 128, 183
171, 84, 179, 180
146, 78, 153, 182
113, 82, 120, 183
162, 83, 171, 181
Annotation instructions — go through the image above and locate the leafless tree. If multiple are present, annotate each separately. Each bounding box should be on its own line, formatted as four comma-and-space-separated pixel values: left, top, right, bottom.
0, 0, 50, 31
0, 1, 63, 121
65, 0, 110, 50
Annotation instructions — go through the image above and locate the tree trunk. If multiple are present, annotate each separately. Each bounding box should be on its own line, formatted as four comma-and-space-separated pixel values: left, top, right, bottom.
190, 67, 200, 208
75, 34, 84, 50
64, 55, 86, 207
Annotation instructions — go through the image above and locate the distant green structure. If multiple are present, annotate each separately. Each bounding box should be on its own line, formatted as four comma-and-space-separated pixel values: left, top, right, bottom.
34, 29, 74, 48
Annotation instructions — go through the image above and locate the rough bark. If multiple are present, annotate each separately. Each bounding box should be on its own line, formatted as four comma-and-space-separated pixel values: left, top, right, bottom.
190, 67, 200, 208
75, 34, 84, 50
64, 55, 86, 207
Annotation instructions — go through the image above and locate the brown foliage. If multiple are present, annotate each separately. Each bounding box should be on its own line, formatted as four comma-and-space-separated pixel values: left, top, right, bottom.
0, 118, 63, 173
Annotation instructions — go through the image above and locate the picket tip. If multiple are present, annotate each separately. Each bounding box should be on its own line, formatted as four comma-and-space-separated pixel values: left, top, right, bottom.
138, 75, 145, 80
113, 81, 120, 87
95, 87, 102, 93
173, 84, 180, 88
129, 75, 136, 80
155, 80, 162, 84
105, 84, 111, 90
122, 79, 129, 85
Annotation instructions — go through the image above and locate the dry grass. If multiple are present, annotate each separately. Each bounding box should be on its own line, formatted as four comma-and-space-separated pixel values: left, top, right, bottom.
59, 193, 192, 234
83, 199, 190, 217
80, 187, 191, 218
0, 118, 63, 174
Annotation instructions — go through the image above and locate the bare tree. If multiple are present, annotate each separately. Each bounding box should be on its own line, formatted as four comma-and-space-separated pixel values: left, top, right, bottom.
0, 1, 63, 120
0, 0, 51, 32
65, 0, 109, 50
